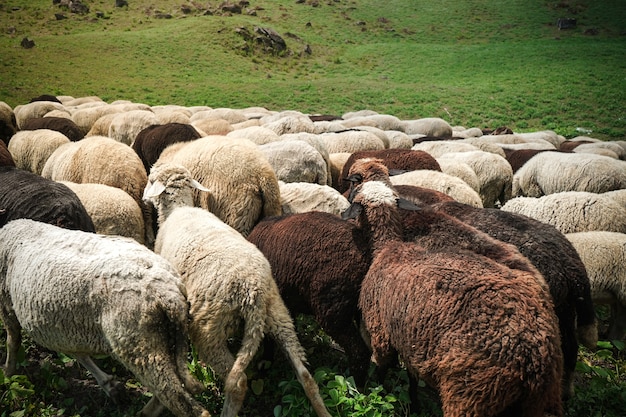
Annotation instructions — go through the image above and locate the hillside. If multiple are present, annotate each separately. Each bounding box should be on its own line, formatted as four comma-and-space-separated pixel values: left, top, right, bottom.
0, 0, 625, 138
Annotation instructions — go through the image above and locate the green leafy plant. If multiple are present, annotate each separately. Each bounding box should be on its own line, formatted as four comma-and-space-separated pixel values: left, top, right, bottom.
567, 340, 626, 417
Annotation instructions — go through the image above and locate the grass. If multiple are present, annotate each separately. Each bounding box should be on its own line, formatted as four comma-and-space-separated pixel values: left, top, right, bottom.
0, 0, 624, 138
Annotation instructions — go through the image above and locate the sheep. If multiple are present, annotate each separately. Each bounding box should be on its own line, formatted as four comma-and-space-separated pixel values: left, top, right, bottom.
143, 162, 331, 417
0, 101, 18, 144
385, 130, 413, 149
7, 129, 70, 175
279, 132, 333, 186
343, 180, 563, 417
247, 208, 373, 386
402, 117, 453, 137
41, 136, 154, 247
58, 181, 146, 245
338, 148, 442, 193
339, 113, 405, 132
0, 166, 95, 231
189, 108, 248, 125
278, 181, 350, 215
429, 200, 598, 397
513, 151, 626, 197
0, 219, 209, 417
565, 231, 626, 340
154, 136, 281, 237
411, 139, 480, 157
261, 112, 317, 135
389, 169, 484, 207
226, 125, 281, 145
434, 157, 482, 195
258, 140, 329, 185
346, 158, 597, 398
0, 140, 15, 167
329, 152, 352, 189
132, 122, 202, 172
71, 104, 123, 136
19, 116, 85, 141
318, 130, 386, 153
14, 100, 66, 128
108, 109, 160, 145
435, 150, 513, 208
191, 118, 234, 136
83, 111, 121, 137
572, 141, 626, 159
501, 191, 626, 234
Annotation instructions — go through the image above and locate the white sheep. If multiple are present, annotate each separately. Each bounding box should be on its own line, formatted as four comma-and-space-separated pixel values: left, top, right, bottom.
502, 191, 626, 234
0, 218, 209, 417
389, 169, 484, 207
7, 129, 70, 175
14, 100, 66, 128
259, 140, 329, 185
226, 125, 280, 144
436, 150, 513, 208
58, 181, 146, 245
512, 152, 626, 197
279, 181, 350, 215
143, 163, 331, 417
154, 135, 281, 237
435, 158, 481, 195
412, 139, 480, 157
402, 117, 453, 137
41, 135, 155, 247
108, 109, 160, 145
565, 231, 626, 340
318, 130, 386, 153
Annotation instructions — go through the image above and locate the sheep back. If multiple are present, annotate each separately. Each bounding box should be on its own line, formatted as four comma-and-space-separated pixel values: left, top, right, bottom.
132, 122, 201, 172
156, 136, 281, 236
0, 166, 95, 231
20, 116, 84, 141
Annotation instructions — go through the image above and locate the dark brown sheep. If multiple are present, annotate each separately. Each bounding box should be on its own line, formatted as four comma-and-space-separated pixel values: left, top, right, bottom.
337, 148, 441, 193
20, 116, 85, 142
343, 179, 563, 417
247, 211, 373, 385
132, 123, 201, 172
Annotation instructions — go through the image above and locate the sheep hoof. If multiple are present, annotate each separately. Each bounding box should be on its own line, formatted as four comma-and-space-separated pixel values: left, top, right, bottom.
106, 379, 126, 405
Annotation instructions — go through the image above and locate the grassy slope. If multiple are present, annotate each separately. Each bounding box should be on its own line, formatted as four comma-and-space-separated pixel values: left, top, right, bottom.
0, 0, 625, 138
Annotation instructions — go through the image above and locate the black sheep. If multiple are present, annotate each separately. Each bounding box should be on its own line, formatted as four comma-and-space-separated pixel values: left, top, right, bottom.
132, 122, 201, 172
0, 166, 95, 232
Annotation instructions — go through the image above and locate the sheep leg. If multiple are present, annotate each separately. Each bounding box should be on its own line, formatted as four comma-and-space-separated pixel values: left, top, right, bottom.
607, 301, 626, 340
75, 355, 124, 403
2, 310, 22, 376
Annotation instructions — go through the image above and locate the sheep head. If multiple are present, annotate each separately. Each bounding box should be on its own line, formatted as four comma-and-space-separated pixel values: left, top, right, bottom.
143, 162, 210, 224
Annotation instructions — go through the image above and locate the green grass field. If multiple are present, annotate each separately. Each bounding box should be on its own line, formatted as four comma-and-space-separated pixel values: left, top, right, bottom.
1, 0, 625, 139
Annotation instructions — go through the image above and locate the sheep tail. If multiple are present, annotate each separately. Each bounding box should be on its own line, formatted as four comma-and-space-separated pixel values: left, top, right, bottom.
266, 296, 331, 417
221, 304, 266, 417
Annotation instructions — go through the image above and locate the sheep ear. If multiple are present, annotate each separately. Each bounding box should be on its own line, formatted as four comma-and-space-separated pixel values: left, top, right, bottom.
341, 202, 363, 220
397, 198, 422, 211
143, 181, 166, 199
388, 169, 408, 176
191, 179, 210, 193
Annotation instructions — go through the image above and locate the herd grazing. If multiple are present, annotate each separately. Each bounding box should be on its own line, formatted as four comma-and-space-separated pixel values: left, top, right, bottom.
1, 94, 625, 417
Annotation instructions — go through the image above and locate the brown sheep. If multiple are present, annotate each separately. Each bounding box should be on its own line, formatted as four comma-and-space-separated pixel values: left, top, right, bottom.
343, 179, 564, 417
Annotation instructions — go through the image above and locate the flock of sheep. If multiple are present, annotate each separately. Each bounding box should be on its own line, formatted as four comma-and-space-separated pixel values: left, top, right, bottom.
1, 93, 625, 417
